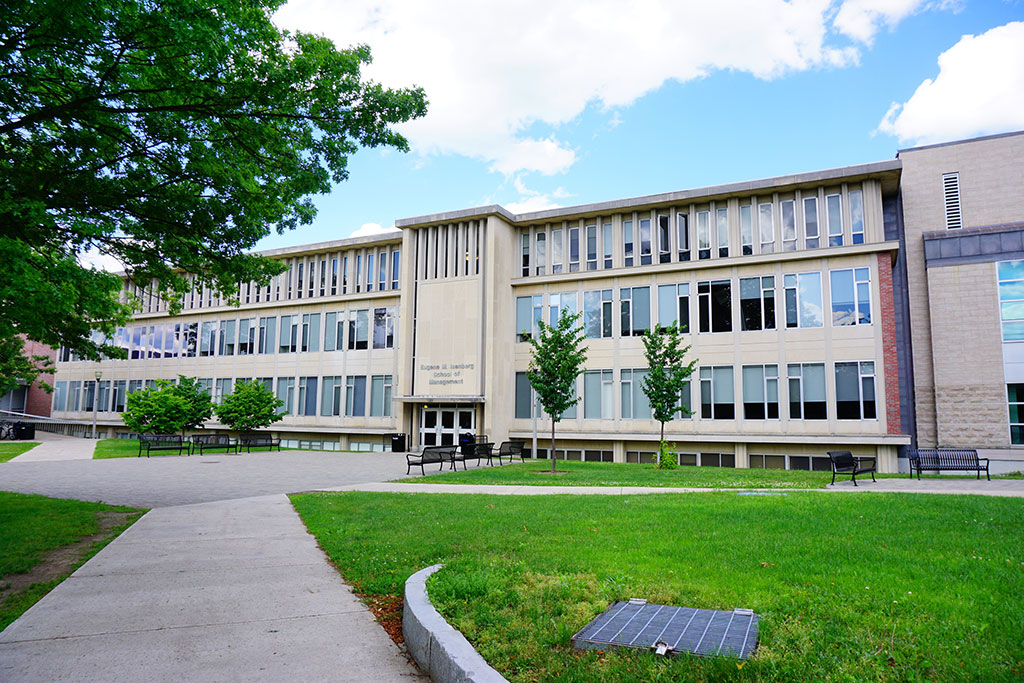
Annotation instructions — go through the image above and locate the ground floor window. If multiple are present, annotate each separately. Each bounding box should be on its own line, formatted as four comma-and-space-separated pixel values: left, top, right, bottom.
750, 453, 831, 470
1009, 384, 1024, 444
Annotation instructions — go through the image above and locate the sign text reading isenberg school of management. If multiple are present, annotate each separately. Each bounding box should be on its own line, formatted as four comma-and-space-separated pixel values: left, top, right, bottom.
422, 362, 475, 386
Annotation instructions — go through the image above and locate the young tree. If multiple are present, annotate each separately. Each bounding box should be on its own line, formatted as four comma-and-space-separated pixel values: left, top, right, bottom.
0, 0, 428, 387
172, 376, 214, 436
640, 324, 697, 464
214, 380, 284, 433
121, 380, 189, 435
527, 311, 587, 474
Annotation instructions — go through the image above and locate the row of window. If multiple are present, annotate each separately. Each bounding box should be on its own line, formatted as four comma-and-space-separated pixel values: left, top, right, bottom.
530, 449, 830, 471
514, 361, 877, 422
515, 267, 872, 341
52, 375, 394, 418
128, 246, 401, 314
412, 220, 483, 281
519, 189, 866, 277
59, 308, 397, 362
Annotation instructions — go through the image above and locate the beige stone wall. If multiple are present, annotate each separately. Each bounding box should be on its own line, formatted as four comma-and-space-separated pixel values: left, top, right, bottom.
898, 132, 1024, 447
412, 278, 481, 395
926, 262, 1007, 447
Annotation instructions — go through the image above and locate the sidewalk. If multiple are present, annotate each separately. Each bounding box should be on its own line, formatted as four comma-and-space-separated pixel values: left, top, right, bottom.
10, 431, 96, 462
0, 494, 423, 682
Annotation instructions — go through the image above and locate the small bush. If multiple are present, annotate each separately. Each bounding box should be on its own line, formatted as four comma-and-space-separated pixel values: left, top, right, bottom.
656, 441, 678, 469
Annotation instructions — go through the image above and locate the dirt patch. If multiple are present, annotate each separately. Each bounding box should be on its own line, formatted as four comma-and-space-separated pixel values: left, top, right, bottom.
0, 510, 137, 603
362, 592, 405, 644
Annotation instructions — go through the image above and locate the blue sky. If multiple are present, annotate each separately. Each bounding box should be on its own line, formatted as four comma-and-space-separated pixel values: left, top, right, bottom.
260, 1, 1024, 250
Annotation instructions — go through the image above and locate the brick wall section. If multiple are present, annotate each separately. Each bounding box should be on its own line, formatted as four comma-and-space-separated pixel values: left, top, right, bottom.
878, 253, 901, 435
22, 339, 55, 417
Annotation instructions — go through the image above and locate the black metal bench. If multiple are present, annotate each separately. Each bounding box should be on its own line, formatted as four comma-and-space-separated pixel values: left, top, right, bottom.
239, 432, 282, 453
406, 445, 455, 475
827, 450, 876, 486
191, 434, 238, 455
465, 442, 496, 467
137, 434, 186, 457
908, 448, 989, 480
495, 441, 524, 465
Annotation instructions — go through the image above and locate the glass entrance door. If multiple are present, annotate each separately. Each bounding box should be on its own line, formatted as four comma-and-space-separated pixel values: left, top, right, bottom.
419, 405, 475, 447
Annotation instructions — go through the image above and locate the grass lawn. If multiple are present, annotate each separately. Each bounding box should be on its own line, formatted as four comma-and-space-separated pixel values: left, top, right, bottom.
0, 491, 145, 630
0, 442, 40, 463
292, 491, 1024, 682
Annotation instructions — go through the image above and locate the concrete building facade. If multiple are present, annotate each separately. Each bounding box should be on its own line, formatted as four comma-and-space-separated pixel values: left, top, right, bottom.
48, 131, 1024, 472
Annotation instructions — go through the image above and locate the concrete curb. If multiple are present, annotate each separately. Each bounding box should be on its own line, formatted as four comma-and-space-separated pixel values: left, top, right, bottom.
403, 564, 508, 683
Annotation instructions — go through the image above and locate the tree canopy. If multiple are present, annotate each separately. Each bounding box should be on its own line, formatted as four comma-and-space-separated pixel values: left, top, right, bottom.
0, 0, 427, 394
121, 379, 189, 435
215, 379, 283, 432
640, 324, 697, 445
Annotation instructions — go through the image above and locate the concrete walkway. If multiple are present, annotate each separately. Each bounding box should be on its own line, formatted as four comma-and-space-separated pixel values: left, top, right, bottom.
10, 430, 96, 462
0, 494, 424, 682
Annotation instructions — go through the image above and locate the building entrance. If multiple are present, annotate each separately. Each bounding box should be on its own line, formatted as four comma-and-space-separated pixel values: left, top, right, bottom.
419, 405, 475, 446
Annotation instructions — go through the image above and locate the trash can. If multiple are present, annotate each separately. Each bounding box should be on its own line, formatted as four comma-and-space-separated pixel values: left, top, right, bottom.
13, 422, 35, 440
390, 433, 407, 452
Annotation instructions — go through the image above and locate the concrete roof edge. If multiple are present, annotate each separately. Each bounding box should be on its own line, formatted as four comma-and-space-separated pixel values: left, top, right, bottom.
395, 204, 513, 228
897, 129, 1024, 155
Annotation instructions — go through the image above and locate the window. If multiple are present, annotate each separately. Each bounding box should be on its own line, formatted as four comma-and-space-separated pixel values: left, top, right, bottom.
740, 204, 753, 255
569, 226, 581, 272
300, 313, 320, 352
331, 257, 338, 295
257, 317, 276, 354
345, 375, 367, 416
620, 369, 651, 419
348, 309, 369, 350
548, 292, 577, 325
758, 203, 774, 253
342, 255, 349, 293
586, 224, 598, 270
849, 189, 864, 244
535, 231, 546, 275
784, 272, 823, 328
68, 381, 81, 411
373, 307, 395, 349
355, 254, 362, 292
583, 289, 613, 339
657, 214, 671, 263
677, 213, 690, 261
238, 318, 255, 355
516, 295, 543, 341
82, 380, 97, 411
391, 250, 400, 289
716, 207, 729, 258
128, 379, 143, 396
830, 268, 871, 326
321, 376, 343, 416
366, 253, 374, 291
95, 381, 110, 412
698, 280, 732, 333
998, 261, 1024, 341
1009, 384, 1024, 444
216, 320, 235, 356
639, 218, 652, 265
515, 372, 536, 418
324, 312, 343, 351
521, 233, 530, 276
739, 277, 775, 331
112, 380, 126, 412
584, 370, 614, 418
276, 377, 295, 415
215, 377, 233, 404
278, 315, 297, 353
551, 227, 563, 274
826, 193, 843, 247
658, 283, 690, 333
742, 365, 779, 419
199, 322, 215, 357
620, 286, 651, 336
52, 381, 67, 412
379, 251, 387, 291
804, 196, 820, 249
623, 219, 634, 267
602, 222, 613, 269
370, 375, 393, 417
320, 259, 327, 296
943, 172, 962, 229
297, 376, 318, 416
696, 211, 710, 260
297, 262, 304, 298
678, 380, 692, 418
700, 366, 734, 419
835, 361, 876, 419
781, 199, 797, 251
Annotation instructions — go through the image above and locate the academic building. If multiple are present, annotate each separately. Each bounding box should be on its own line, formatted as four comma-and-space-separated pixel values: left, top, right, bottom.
48, 131, 1024, 473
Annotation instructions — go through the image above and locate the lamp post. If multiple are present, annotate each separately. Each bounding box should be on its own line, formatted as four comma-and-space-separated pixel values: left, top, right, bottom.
92, 370, 102, 440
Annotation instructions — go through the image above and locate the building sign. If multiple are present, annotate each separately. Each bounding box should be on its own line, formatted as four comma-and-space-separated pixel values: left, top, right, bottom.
421, 362, 476, 387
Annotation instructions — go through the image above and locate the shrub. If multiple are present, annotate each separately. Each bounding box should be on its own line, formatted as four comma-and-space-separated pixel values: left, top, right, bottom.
214, 379, 284, 432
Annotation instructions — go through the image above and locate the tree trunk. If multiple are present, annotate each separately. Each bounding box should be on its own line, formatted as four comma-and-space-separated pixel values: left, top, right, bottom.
659, 421, 665, 467
551, 418, 556, 474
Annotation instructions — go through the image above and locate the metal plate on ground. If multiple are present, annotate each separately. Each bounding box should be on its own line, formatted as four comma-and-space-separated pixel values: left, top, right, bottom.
571, 600, 759, 659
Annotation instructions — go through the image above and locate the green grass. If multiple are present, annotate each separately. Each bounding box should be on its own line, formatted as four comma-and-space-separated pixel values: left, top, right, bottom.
0, 491, 145, 630
0, 442, 40, 463
292, 491, 1024, 682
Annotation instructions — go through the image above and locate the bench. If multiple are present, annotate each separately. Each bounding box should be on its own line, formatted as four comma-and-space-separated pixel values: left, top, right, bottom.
137, 434, 186, 457
463, 442, 495, 467
407, 445, 456, 475
191, 434, 238, 455
495, 441, 524, 465
908, 448, 989, 480
239, 432, 282, 453
827, 450, 876, 486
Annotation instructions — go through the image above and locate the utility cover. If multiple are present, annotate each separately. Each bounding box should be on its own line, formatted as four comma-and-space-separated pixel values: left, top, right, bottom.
571, 600, 759, 659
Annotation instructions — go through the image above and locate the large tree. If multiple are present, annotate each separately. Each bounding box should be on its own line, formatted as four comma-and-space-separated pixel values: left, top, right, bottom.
527, 311, 587, 474
0, 0, 427, 394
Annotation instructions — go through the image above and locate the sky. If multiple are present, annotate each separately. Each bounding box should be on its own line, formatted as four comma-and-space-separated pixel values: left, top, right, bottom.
257, 1, 1024, 249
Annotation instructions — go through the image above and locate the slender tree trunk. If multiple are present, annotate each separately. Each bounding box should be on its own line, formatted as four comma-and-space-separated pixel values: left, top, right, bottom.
551, 418, 556, 474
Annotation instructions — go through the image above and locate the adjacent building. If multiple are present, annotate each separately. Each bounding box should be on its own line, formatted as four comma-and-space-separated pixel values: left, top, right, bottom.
48, 131, 1024, 472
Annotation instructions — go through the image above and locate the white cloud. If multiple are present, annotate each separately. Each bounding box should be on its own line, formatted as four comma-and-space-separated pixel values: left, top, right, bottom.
275, 0, 951, 176
505, 195, 562, 214
78, 247, 123, 273
834, 0, 960, 45
877, 22, 1024, 145
350, 222, 400, 238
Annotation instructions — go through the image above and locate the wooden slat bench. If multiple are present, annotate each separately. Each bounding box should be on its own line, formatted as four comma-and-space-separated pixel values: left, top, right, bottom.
827, 450, 876, 486
137, 434, 186, 457
908, 448, 989, 480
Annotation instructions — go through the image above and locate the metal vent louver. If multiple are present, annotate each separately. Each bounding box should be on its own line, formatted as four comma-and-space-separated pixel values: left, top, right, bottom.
943, 172, 962, 230
571, 599, 759, 660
